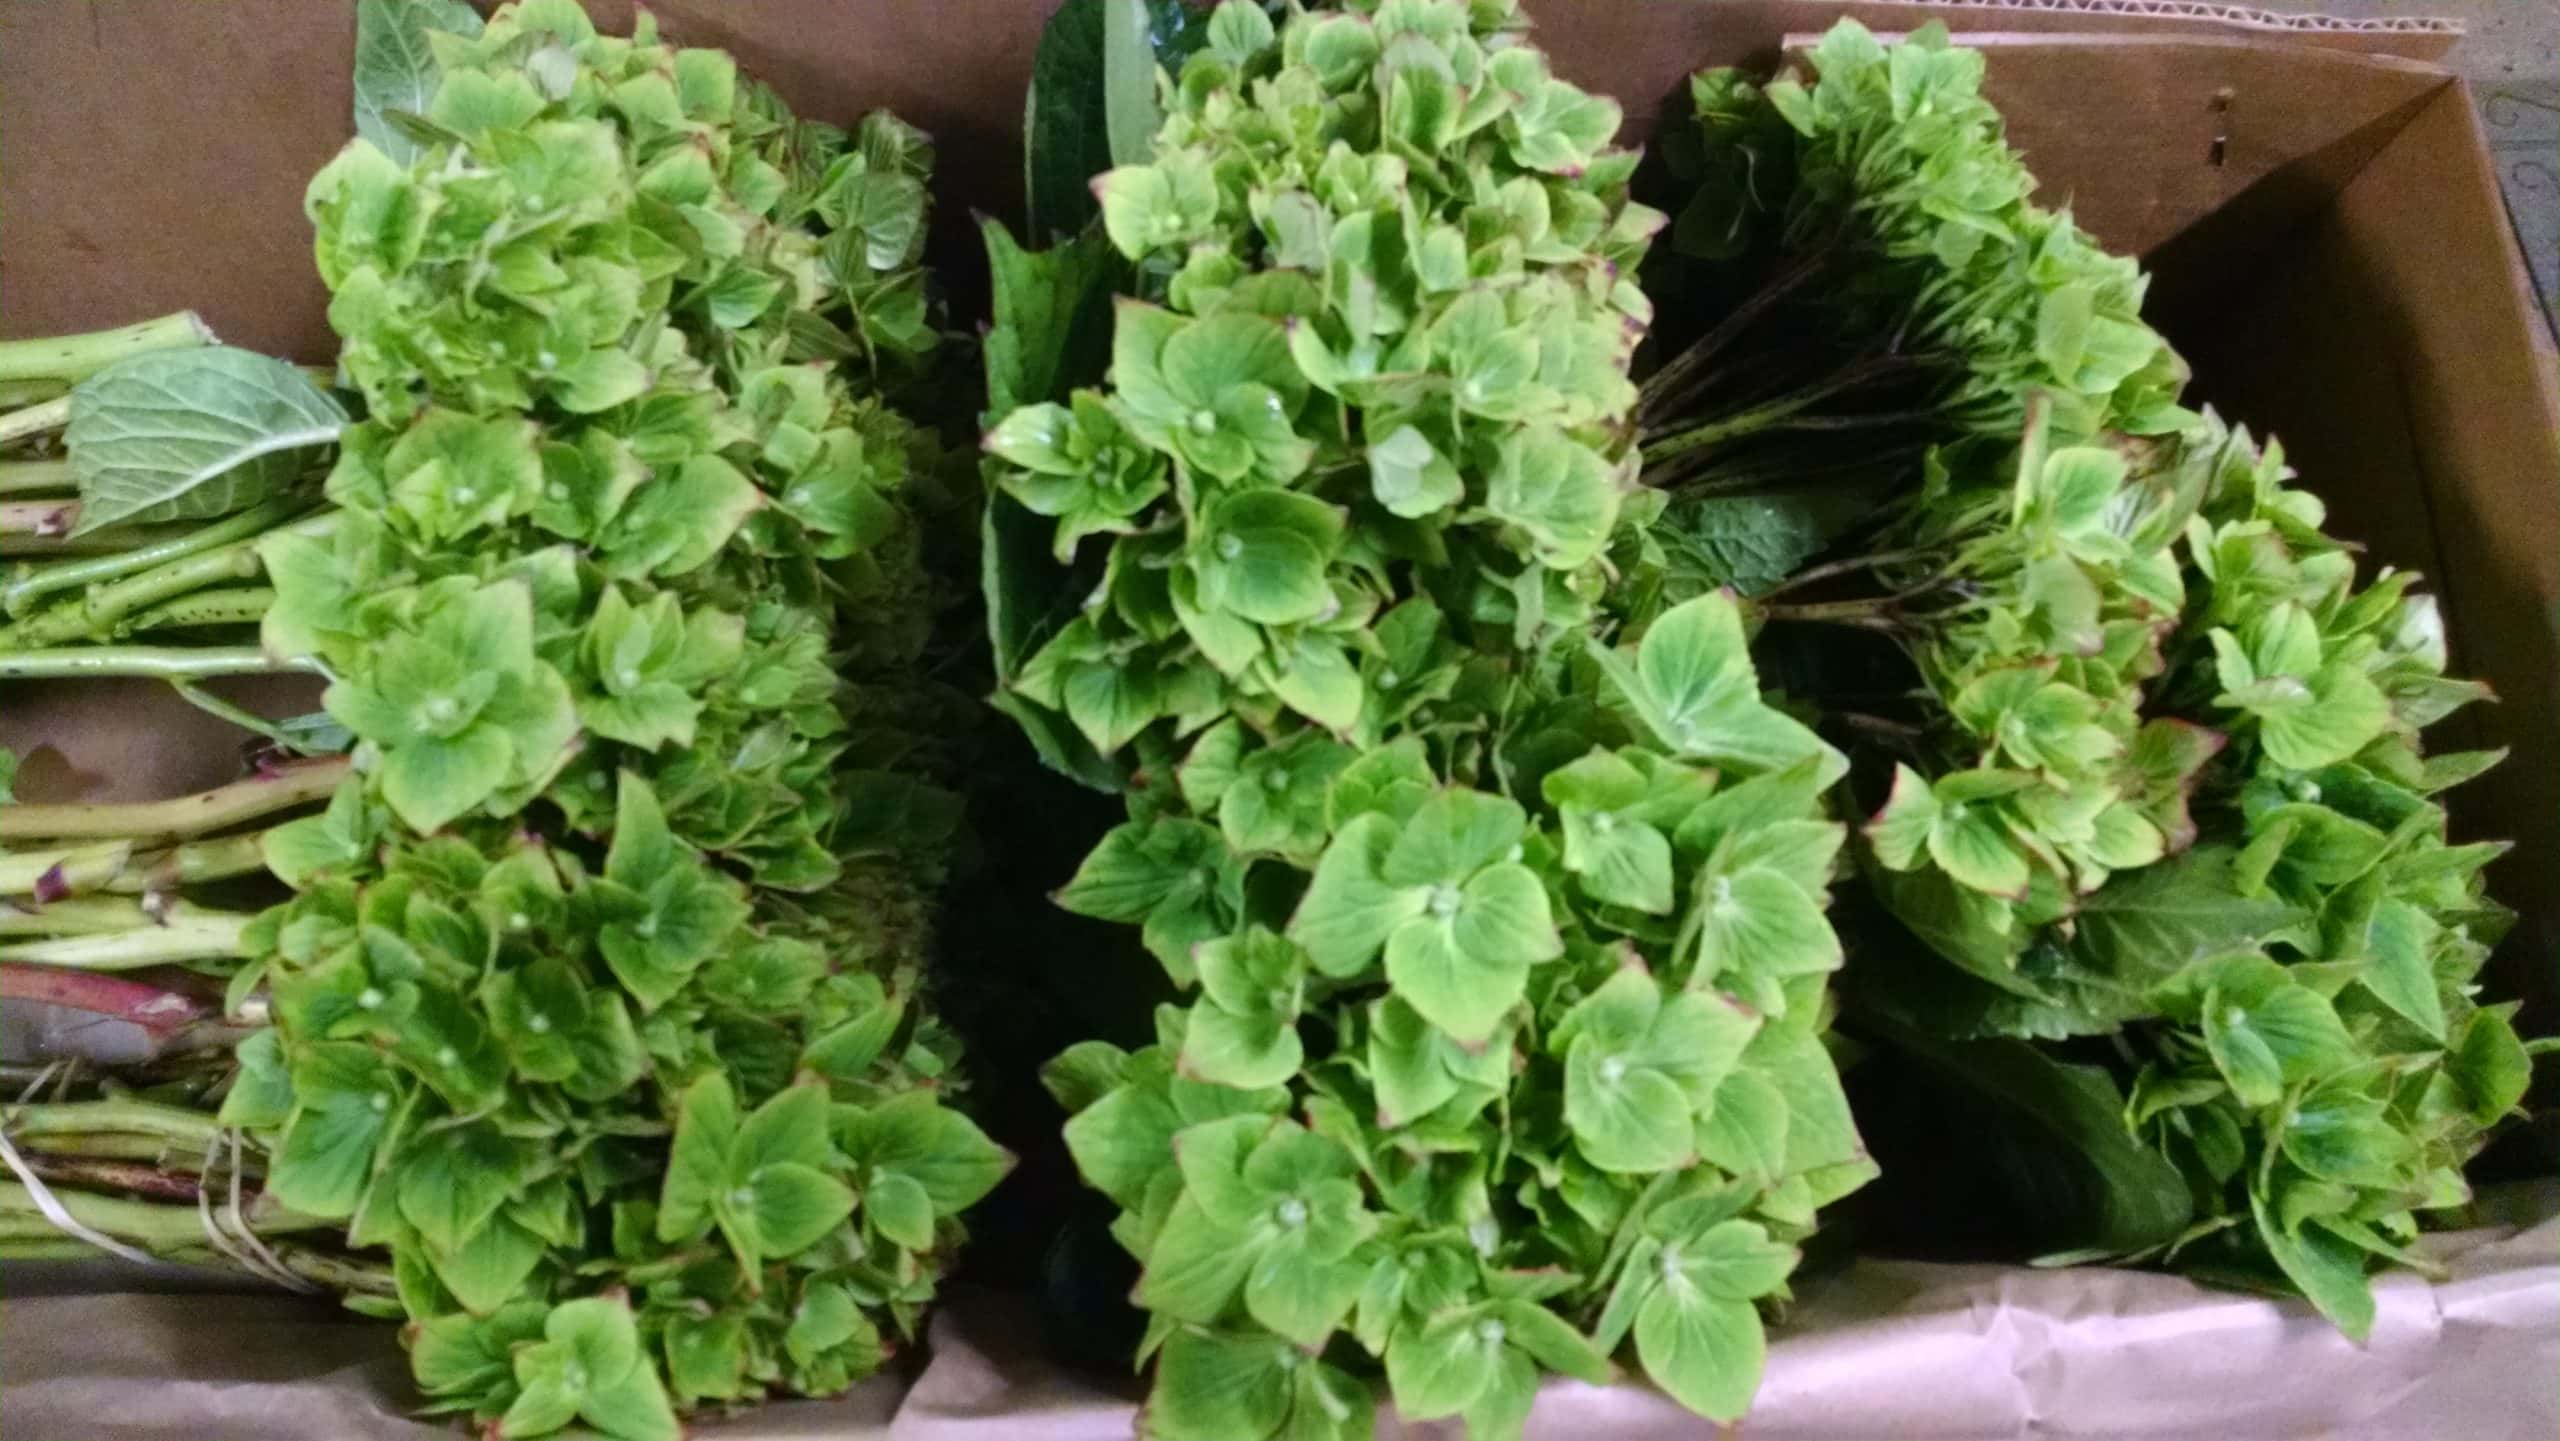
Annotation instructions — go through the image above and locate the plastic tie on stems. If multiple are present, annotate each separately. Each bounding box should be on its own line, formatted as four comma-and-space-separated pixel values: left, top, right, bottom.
195, 1128, 318, 1293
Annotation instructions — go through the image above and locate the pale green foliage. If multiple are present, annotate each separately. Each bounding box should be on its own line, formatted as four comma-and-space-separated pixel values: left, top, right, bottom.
989, 0, 1660, 763
989, 5, 1873, 1434
2105, 416, 2520, 1339
235, 5, 1002, 1433
1647, 20, 2532, 1342
1861, 414, 2208, 949
1689, 21, 2194, 442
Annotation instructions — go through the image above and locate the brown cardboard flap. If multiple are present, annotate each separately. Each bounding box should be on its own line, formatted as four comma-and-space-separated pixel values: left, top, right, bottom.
1536, 0, 2458, 143
1899, 34, 2451, 260
0, 0, 2457, 358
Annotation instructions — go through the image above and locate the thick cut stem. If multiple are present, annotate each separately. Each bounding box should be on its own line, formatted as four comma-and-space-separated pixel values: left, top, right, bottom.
0, 903, 254, 968
0, 461, 73, 496
0, 755, 345, 842
18, 1156, 205, 1203
0, 312, 213, 386
0, 897, 166, 937
2, 500, 314, 617
118, 587, 274, 635
0, 835, 268, 899
1, 1098, 230, 1153
0, 382, 67, 410
0, 840, 135, 896
0, 500, 79, 537
110, 834, 274, 893
0, 645, 321, 683
2, 504, 328, 642
16, 540, 265, 638
1751, 596, 1908, 634
268, 1243, 396, 1296
0, 398, 73, 448
0, 1133, 180, 1164
0, 1183, 224, 1251
0, 524, 196, 559
0, 964, 211, 1034
0, 1238, 116, 1260
1755, 597, 1899, 623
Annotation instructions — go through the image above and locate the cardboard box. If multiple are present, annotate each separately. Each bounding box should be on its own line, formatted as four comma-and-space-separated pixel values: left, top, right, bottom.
3, 1, 2554, 1437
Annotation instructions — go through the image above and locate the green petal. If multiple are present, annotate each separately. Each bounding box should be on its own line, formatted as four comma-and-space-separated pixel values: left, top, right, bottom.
1633, 1285, 1765, 1424
1386, 915, 1527, 1045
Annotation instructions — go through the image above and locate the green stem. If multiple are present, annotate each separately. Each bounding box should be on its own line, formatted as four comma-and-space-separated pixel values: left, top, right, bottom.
1751, 596, 1906, 632
0, 897, 162, 936
0, 840, 134, 895
3, 506, 326, 643
0, 524, 197, 559
0, 755, 347, 842
1642, 383, 1854, 464
2, 1098, 229, 1153
108, 833, 274, 893
1639, 245, 1835, 423
0, 644, 321, 682
0, 397, 72, 448
0, 835, 269, 898
3, 499, 316, 619
169, 682, 305, 753
0, 499, 79, 536
0, 382, 67, 410
0, 1135, 173, 1165
119, 587, 274, 635
0, 461, 73, 496
271, 1243, 396, 1296
1754, 546, 1942, 601
0, 904, 254, 968
0, 1238, 117, 1260
0, 312, 213, 386
0, 1186, 219, 1251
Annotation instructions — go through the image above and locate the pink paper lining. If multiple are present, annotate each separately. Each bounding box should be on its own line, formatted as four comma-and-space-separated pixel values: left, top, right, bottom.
889, 1191, 2557, 1440
2, 1186, 2549, 1441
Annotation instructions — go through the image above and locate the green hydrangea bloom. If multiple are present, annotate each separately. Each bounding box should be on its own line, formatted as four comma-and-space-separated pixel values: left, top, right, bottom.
241, 6, 1002, 1432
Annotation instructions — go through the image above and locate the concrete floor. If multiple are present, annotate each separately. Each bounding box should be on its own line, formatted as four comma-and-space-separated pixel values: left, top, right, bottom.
2261, 0, 2558, 335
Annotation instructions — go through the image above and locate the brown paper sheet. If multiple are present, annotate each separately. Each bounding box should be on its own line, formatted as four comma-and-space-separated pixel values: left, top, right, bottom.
7, 1185, 2551, 1441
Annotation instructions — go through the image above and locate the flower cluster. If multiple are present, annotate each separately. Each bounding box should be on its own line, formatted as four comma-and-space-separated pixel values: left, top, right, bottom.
2115, 416, 2523, 1337
236, 5, 1003, 1433
1648, 19, 2532, 1342
983, 5, 1873, 1436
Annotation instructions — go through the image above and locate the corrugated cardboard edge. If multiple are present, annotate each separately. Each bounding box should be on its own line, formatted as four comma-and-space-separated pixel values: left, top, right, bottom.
1837, 0, 2459, 33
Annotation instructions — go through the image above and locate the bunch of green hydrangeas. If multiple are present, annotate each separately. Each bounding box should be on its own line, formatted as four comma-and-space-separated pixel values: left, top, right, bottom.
1633, 16, 2540, 1342
983, 4, 1874, 1435
990, 0, 1659, 767
1859, 411, 2217, 977
228, 5, 1004, 1435
1636, 20, 2199, 603
1658, 21, 2194, 450
2100, 416, 2533, 1337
